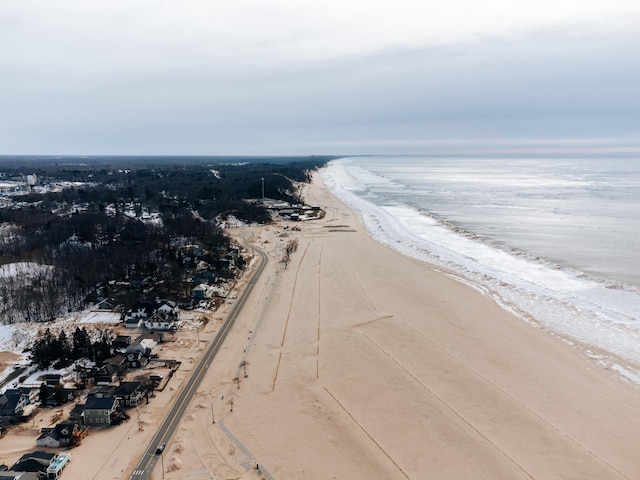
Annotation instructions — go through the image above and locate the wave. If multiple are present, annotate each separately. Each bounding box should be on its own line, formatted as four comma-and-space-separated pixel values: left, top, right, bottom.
322, 158, 640, 376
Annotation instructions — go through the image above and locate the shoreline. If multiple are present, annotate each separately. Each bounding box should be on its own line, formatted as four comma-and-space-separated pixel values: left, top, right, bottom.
322, 159, 640, 377
215, 170, 640, 479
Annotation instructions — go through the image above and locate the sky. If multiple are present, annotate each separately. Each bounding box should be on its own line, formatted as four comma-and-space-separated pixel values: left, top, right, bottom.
1, 0, 640, 156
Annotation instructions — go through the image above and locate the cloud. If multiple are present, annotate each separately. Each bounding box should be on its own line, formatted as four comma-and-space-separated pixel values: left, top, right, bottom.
1, 1, 639, 154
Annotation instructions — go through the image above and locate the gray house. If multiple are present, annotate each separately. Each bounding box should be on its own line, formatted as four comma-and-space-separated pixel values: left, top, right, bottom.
84, 396, 120, 425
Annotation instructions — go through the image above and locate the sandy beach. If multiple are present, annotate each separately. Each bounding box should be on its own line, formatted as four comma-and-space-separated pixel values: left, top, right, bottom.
4, 170, 640, 479
157, 171, 640, 479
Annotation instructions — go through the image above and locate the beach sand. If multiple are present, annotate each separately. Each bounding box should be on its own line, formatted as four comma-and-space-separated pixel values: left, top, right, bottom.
4, 171, 640, 479
157, 171, 640, 479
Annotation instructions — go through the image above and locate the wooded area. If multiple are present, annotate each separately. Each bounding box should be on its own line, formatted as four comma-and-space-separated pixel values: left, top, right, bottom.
0, 156, 333, 323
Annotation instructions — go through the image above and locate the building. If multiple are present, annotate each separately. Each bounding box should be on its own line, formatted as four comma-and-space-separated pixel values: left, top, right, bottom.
114, 382, 146, 407
192, 283, 212, 299
112, 335, 132, 350
84, 396, 120, 425
36, 421, 83, 448
0, 389, 33, 422
9, 451, 70, 479
143, 314, 176, 331
126, 337, 157, 356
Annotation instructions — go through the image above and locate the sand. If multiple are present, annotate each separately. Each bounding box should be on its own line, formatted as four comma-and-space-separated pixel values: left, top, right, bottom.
4, 171, 640, 479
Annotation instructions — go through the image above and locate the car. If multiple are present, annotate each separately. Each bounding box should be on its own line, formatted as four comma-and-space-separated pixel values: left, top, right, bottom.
155, 443, 166, 454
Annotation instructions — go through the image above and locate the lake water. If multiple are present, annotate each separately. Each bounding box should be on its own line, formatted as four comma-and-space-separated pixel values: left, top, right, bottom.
322, 156, 640, 378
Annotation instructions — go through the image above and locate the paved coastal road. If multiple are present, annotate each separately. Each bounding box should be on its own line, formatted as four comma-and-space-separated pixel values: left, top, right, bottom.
129, 239, 268, 480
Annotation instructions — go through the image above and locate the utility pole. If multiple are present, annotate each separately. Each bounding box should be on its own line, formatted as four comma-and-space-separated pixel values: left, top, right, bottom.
261, 177, 265, 201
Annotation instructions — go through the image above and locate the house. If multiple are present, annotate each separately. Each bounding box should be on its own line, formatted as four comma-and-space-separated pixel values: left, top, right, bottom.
104, 354, 127, 373
0, 389, 32, 421
156, 301, 178, 318
10, 451, 70, 479
124, 316, 143, 329
143, 314, 176, 331
193, 270, 218, 285
69, 403, 85, 422
112, 335, 132, 350
43, 374, 62, 387
84, 396, 120, 425
36, 421, 79, 448
96, 298, 117, 310
192, 283, 212, 299
126, 337, 157, 356
93, 363, 120, 385
123, 302, 155, 328
88, 385, 116, 398
125, 352, 148, 369
114, 382, 146, 407
42, 386, 75, 407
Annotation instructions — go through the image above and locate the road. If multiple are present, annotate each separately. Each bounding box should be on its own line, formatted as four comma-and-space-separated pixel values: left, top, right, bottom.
130, 238, 268, 480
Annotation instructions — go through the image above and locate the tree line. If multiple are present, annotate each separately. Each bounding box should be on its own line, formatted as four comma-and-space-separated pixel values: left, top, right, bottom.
0, 157, 332, 323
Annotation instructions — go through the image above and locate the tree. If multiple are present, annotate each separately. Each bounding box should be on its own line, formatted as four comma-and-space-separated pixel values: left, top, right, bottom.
39, 382, 50, 404
31, 328, 55, 369
72, 327, 92, 359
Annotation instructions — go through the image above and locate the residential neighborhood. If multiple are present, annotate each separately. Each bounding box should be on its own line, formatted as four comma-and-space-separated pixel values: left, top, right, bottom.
0, 301, 201, 479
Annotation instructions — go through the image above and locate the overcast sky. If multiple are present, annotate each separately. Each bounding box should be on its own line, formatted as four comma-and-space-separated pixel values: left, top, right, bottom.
1, 0, 640, 155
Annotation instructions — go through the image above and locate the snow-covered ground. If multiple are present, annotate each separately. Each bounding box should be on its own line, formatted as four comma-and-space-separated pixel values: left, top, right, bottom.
0, 309, 122, 389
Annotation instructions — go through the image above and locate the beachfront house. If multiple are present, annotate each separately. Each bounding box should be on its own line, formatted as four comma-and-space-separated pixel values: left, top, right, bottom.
114, 381, 146, 407
0, 388, 34, 422
84, 396, 120, 425
9, 451, 71, 479
36, 420, 81, 448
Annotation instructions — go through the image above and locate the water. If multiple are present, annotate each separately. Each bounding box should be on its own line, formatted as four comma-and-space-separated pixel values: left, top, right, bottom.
322, 156, 640, 375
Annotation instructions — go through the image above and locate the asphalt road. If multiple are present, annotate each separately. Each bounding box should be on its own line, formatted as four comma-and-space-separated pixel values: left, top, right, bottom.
129, 240, 268, 480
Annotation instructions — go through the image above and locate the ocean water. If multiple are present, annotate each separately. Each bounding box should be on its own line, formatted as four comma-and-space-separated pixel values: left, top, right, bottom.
321, 156, 640, 377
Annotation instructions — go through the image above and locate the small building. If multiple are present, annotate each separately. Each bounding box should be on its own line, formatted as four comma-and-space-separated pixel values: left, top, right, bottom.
192, 284, 212, 299
156, 301, 178, 318
93, 364, 120, 385
112, 335, 132, 350
10, 451, 70, 479
114, 382, 146, 407
143, 314, 176, 331
84, 396, 120, 425
96, 298, 117, 310
123, 302, 155, 328
0, 389, 32, 422
124, 317, 143, 329
69, 403, 85, 423
43, 374, 62, 387
36, 421, 81, 448
125, 352, 148, 369
126, 338, 157, 356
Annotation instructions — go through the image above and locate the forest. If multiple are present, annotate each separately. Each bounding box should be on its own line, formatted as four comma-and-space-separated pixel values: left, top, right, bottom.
0, 156, 334, 323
